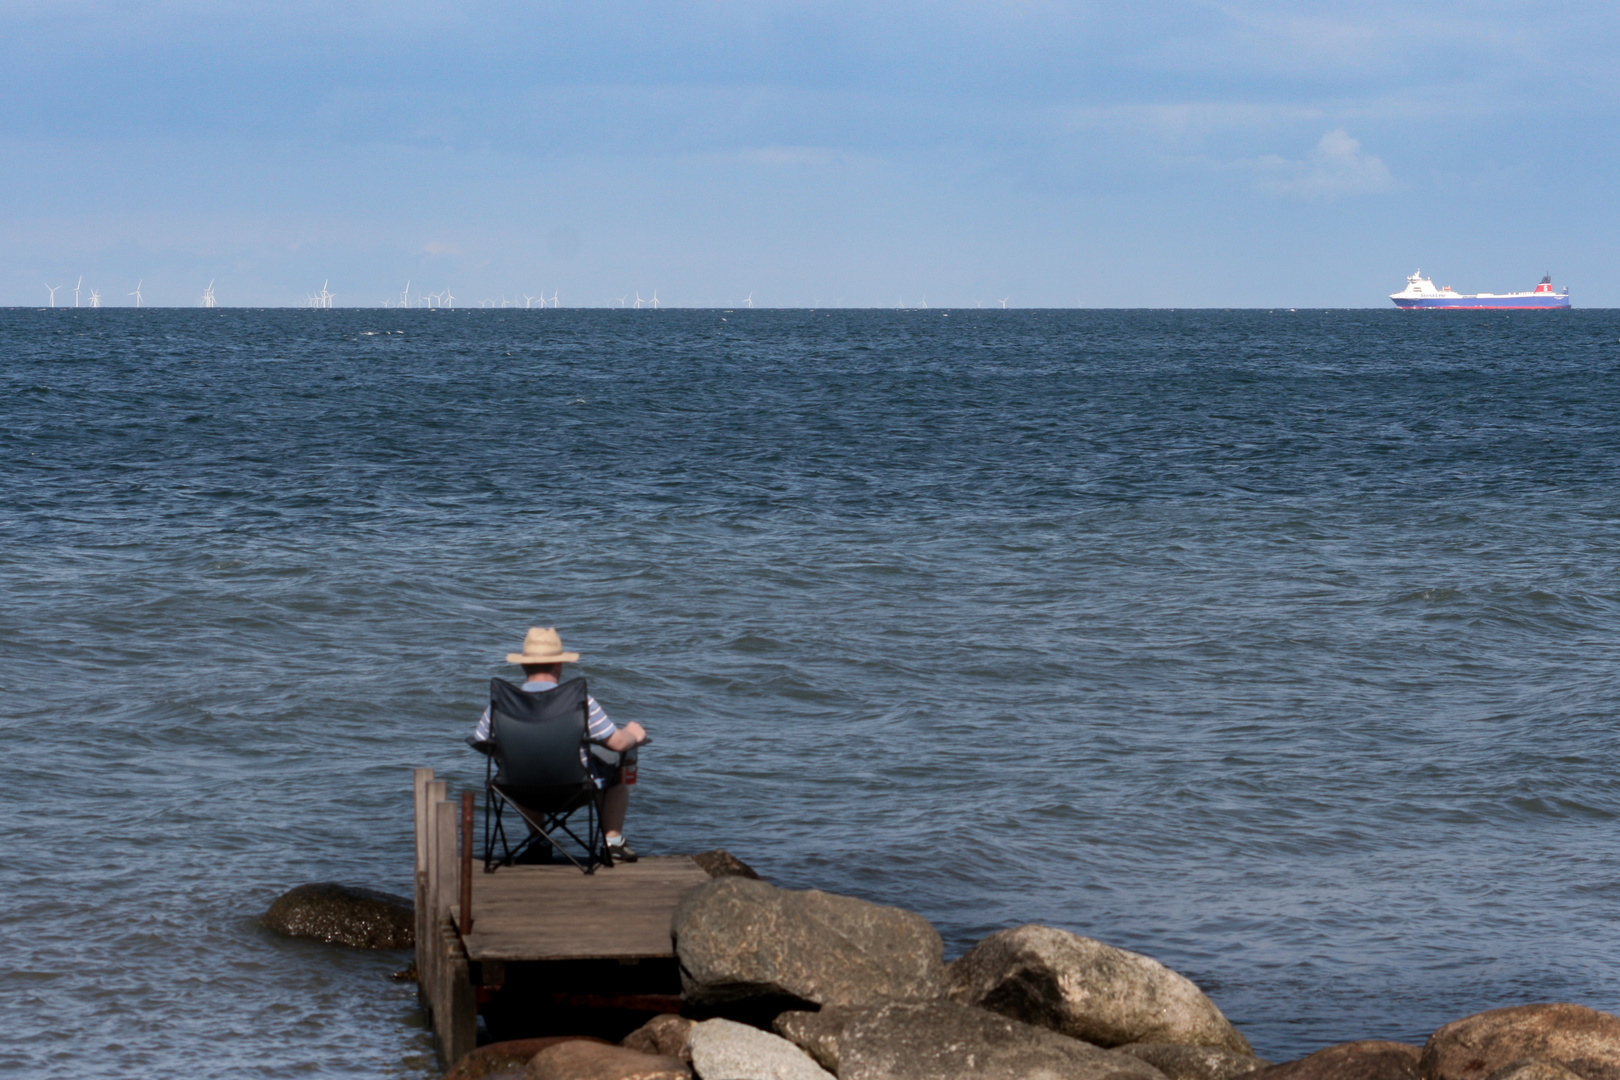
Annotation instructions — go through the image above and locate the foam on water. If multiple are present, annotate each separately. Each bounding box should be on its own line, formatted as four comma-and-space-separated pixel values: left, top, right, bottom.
3, 308, 1620, 1077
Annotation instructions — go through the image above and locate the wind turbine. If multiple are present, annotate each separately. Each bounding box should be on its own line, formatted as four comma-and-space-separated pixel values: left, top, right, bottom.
633, 292, 645, 309
649, 290, 660, 310
129, 280, 143, 307
201, 280, 216, 308
88, 289, 101, 308
45, 282, 61, 307
74, 276, 82, 307
743, 292, 753, 309
444, 291, 455, 309
401, 281, 411, 309
615, 295, 627, 308
523, 294, 535, 309
549, 290, 559, 308
998, 297, 1009, 308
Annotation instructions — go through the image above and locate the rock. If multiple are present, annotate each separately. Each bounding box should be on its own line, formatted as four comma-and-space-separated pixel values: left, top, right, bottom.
446, 1037, 612, 1080
687, 1017, 834, 1080
1250, 1042, 1420, 1080
1421, 1005, 1620, 1080
948, 925, 1251, 1053
773, 1011, 845, 1073
624, 1015, 697, 1062
527, 1040, 690, 1080
773, 998, 1171, 1080
261, 883, 413, 949
1486, 1063, 1590, 1080
1119, 1042, 1273, 1080
672, 877, 946, 1012
693, 850, 762, 880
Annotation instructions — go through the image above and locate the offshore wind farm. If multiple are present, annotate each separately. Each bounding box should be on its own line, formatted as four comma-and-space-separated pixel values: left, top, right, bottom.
27, 278, 1018, 309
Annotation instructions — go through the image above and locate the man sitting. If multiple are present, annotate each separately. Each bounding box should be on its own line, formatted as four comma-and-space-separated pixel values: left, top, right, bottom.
472, 626, 647, 864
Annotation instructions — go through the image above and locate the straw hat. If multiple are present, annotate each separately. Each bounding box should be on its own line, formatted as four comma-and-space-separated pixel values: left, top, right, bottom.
506, 627, 581, 665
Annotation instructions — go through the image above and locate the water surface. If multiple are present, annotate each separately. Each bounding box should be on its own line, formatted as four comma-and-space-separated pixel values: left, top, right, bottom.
3, 307, 1619, 1076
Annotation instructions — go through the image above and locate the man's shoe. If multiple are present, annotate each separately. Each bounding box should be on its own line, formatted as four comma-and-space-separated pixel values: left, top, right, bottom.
606, 839, 638, 864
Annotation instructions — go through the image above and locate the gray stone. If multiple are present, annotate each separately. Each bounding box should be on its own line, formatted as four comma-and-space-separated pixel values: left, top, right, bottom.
261, 882, 413, 949
1421, 1004, 1620, 1080
1119, 1042, 1272, 1080
672, 878, 946, 1012
772, 998, 1170, 1080
948, 925, 1251, 1053
1250, 1042, 1420, 1080
624, 1015, 697, 1062
687, 1018, 833, 1080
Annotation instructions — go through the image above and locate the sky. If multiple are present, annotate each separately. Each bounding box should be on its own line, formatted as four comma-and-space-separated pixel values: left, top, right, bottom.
3, 1, 1617, 308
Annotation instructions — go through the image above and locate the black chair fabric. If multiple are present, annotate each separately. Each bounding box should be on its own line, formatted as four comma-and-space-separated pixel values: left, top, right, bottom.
481, 677, 608, 873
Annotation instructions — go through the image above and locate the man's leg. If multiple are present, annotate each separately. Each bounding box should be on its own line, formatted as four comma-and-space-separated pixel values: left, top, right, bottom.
602, 782, 629, 840
600, 781, 638, 862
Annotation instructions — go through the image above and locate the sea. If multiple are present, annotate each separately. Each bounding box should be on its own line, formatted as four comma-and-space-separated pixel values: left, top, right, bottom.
4, 307, 1620, 1078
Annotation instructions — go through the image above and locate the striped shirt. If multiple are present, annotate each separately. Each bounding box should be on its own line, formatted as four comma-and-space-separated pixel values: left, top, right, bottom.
472, 678, 617, 746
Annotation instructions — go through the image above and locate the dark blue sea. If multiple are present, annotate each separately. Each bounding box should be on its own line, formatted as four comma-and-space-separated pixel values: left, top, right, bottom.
5, 308, 1620, 1078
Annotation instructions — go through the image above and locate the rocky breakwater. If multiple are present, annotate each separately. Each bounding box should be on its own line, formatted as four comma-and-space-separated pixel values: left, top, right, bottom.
560, 876, 1620, 1080
654, 876, 1260, 1080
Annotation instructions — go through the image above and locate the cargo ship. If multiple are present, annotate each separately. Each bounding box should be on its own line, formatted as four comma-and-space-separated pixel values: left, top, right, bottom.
1390, 271, 1569, 309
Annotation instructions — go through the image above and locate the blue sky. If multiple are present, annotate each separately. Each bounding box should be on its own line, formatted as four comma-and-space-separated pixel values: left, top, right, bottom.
3, 2, 1616, 307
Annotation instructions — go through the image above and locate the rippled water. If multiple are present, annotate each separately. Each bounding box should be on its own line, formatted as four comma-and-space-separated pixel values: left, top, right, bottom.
4, 307, 1620, 1077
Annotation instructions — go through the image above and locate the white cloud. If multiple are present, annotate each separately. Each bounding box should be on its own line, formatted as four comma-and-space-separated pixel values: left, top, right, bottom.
1253, 128, 1394, 199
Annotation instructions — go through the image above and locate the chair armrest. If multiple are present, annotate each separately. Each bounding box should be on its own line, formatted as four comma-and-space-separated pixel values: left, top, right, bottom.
465, 736, 497, 756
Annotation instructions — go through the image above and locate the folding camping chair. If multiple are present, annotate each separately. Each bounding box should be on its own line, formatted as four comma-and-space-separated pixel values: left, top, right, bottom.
468, 676, 621, 874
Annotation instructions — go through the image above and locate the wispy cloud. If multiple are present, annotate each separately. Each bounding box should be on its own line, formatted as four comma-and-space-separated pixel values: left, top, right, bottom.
1252, 128, 1394, 199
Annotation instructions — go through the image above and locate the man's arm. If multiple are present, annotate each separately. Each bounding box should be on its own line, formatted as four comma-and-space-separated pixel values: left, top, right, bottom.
586, 694, 646, 751
604, 721, 646, 752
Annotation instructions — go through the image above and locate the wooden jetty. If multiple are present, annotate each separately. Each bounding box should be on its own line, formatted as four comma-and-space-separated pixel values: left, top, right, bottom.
413, 767, 712, 1068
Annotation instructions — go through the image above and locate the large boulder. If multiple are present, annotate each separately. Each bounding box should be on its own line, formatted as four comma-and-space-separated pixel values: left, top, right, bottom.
1249, 1042, 1420, 1080
671, 878, 946, 1012
687, 1018, 834, 1080
527, 1040, 689, 1080
261, 883, 413, 949
446, 1037, 612, 1080
1421, 1005, 1620, 1080
773, 998, 1171, 1080
948, 925, 1250, 1053
624, 1015, 697, 1062
1488, 1065, 1590, 1080
1119, 1042, 1272, 1080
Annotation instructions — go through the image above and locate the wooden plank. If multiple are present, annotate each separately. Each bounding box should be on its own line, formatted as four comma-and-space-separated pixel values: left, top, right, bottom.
432, 798, 458, 940
436, 914, 476, 1069
422, 779, 447, 1022
430, 799, 460, 1065
460, 856, 712, 961
411, 767, 432, 1005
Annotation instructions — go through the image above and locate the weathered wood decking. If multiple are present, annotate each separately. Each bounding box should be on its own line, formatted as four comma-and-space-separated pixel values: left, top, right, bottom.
412, 767, 707, 1068
457, 857, 711, 962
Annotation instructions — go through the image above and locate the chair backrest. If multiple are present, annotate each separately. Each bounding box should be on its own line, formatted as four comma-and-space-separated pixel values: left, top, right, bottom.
488, 677, 592, 789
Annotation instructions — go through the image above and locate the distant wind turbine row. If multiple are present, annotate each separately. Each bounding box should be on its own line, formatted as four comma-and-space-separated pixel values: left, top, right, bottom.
35, 279, 1015, 309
